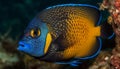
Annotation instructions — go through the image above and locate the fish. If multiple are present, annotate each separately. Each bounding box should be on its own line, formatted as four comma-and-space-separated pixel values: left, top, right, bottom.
17, 4, 114, 66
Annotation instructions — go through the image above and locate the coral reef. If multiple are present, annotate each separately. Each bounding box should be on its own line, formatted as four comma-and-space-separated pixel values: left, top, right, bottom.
99, 0, 120, 69
89, 51, 112, 69
0, 33, 25, 69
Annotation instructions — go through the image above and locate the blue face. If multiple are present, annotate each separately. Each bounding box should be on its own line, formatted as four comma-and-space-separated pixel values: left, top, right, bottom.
17, 17, 49, 57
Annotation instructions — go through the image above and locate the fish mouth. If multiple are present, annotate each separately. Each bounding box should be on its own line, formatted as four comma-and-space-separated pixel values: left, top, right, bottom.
17, 41, 26, 51
19, 42, 25, 47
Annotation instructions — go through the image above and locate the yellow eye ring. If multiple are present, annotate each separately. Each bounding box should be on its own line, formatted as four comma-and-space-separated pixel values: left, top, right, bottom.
30, 28, 41, 38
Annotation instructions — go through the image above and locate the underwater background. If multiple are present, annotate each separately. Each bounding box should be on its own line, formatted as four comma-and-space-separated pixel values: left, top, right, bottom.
0, 0, 117, 69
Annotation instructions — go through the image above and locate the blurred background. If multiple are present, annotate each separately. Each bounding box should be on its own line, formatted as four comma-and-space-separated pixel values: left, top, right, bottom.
0, 0, 106, 38
0, 0, 114, 69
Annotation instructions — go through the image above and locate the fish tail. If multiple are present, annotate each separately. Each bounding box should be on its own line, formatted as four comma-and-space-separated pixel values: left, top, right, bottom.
101, 21, 115, 39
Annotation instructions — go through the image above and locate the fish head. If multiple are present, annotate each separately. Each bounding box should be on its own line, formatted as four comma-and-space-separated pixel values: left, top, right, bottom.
17, 17, 52, 57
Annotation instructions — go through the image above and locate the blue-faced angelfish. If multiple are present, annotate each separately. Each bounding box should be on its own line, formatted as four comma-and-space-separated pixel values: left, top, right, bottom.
17, 4, 114, 66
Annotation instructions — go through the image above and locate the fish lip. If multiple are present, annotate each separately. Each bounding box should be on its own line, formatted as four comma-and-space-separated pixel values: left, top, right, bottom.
17, 41, 26, 51
19, 42, 25, 47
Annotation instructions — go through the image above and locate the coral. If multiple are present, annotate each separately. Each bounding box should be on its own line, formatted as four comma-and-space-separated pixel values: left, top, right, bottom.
0, 32, 25, 69
27, 60, 62, 69
100, 0, 120, 36
23, 55, 63, 69
99, 0, 110, 10
88, 51, 112, 69
100, 0, 120, 69
111, 55, 120, 69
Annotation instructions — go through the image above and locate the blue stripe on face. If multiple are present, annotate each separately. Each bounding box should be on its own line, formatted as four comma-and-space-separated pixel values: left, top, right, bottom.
35, 22, 49, 56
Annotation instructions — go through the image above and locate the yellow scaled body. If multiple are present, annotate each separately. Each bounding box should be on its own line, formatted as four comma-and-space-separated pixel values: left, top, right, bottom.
38, 4, 102, 60
62, 14, 100, 58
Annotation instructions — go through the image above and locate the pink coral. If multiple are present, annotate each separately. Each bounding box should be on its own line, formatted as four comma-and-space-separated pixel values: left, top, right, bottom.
111, 55, 120, 69
101, 0, 120, 36
114, 0, 120, 8
100, 0, 120, 69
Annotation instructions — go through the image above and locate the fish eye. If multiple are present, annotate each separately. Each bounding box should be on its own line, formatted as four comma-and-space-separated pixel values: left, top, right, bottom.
30, 28, 41, 38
